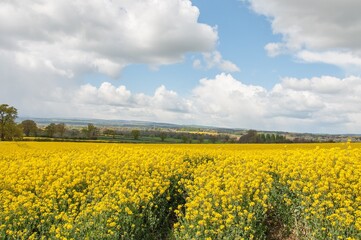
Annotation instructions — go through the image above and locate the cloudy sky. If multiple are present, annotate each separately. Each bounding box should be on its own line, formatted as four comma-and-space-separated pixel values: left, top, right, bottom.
1, 0, 361, 133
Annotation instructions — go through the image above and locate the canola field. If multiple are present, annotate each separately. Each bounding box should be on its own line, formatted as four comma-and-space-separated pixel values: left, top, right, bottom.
1, 142, 361, 239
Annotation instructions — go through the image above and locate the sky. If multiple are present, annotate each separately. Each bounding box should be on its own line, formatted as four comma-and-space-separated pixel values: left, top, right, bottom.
1, 0, 361, 134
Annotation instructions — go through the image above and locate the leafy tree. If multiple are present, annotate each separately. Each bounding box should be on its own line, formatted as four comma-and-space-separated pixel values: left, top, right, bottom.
209, 135, 218, 144
131, 129, 140, 140
275, 134, 286, 143
21, 120, 38, 137
181, 134, 188, 143
0, 104, 18, 141
271, 134, 276, 143
239, 130, 258, 143
197, 134, 204, 143
229, 137, 237, 143
265, 134, 271, 143
223, 134, 230, 143
258, 134, 266, 143
82, 123, 98, 139
103, 129, 116, 139
56, 123, 66, 138
159, 132, 167, 142
70, 129, 80, 138
4, 122, 23, 140
45, 123, 56, 138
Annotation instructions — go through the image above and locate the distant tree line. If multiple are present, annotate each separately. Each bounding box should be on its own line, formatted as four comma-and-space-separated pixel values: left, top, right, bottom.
0, 104, 329, 144
238, 130, 291, 143
0, 107, 100, 140
26, 122, 99, 140
0, 105, 290, 144
101, 128, 227, 143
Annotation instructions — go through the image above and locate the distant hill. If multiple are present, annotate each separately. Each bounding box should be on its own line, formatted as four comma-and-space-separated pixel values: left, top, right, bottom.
17, 117, 229, 131
17, 117, 361, 142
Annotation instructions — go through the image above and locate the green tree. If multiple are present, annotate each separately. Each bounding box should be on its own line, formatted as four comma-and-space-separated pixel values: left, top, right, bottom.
223, 134, 230, 143
181, 134, 188, 143
56, 123, 66, 138
4, 122, 23, 140
197, 134, 204, 143
271, 134, 276, 143
0, 104, 18, 141
239, 130, 258, 143
258, 133, 266, 143
265, 134, 271, 143
131, 129, 140, 140
70, 129, 81, 138
209, 135, 218, 144
82, 123, 98, 139
159, 132, 167, 142
45, 123, 56, 138
103, 129, 116, 139
21, 120, 38, 137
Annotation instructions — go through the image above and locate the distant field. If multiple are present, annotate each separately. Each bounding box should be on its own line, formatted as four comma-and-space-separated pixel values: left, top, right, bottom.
1, 142, 360, 239
23, 136, 198, 143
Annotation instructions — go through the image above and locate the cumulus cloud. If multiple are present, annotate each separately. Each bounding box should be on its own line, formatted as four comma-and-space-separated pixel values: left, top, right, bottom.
75, 82, 192, 113
264, 42, 286, 57
268, 75, 361, 132
0, 0, 219, 122
192, 74, 361, 132
58, 74, 361, 133
76, 82, 131, 106
0, 0, 217, 78
4, 0, 361, 133
248, 0, 361, 70
191, 73, 265, 126
193, 51, 240, 72
7, 69, 361, 133
297, 51, 361, 69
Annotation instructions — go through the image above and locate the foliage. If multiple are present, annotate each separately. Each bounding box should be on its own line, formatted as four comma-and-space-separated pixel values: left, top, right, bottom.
21, 120, 38, 137
0, 104, 20, 141
81, 124, 98, 139
158, 132, 167, 142
131, 129, 140, 140
103, 129, 116, 139
239, 130, 289, 143
55, 123, 66, 138
45, 123, 56, 138
1, 143, 361, 239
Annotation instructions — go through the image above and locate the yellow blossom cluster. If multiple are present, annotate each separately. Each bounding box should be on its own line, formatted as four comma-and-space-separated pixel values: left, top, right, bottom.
275, 143, 361, 239
0, 142, 187, 239
174, 150, 273, 239
0, 142, 361, 239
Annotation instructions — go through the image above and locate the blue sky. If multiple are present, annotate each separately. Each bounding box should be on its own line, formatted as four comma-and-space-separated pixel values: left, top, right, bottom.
1, 0, 361, 133
88, 0, 343, 93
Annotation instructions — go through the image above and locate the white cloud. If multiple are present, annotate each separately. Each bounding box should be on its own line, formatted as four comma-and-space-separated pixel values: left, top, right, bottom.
92, 59, 126, 78
219, 60, 241, 73
193, 51, 240, 72
3, 70, 361, 133
0, 0, 220, 123
0, 0, 218, 78
4, 0, 361, 134
191, 73, 265, 126
76, 82, 131, 106
192, 59, 202, 69
151, 85, 192, 112
248, 0, 361, 70
75, 83, 191, 114
190, 74, 361, 132
264, 42, 286, 57
49, 74, 361, 133
297, 50, 361, 69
